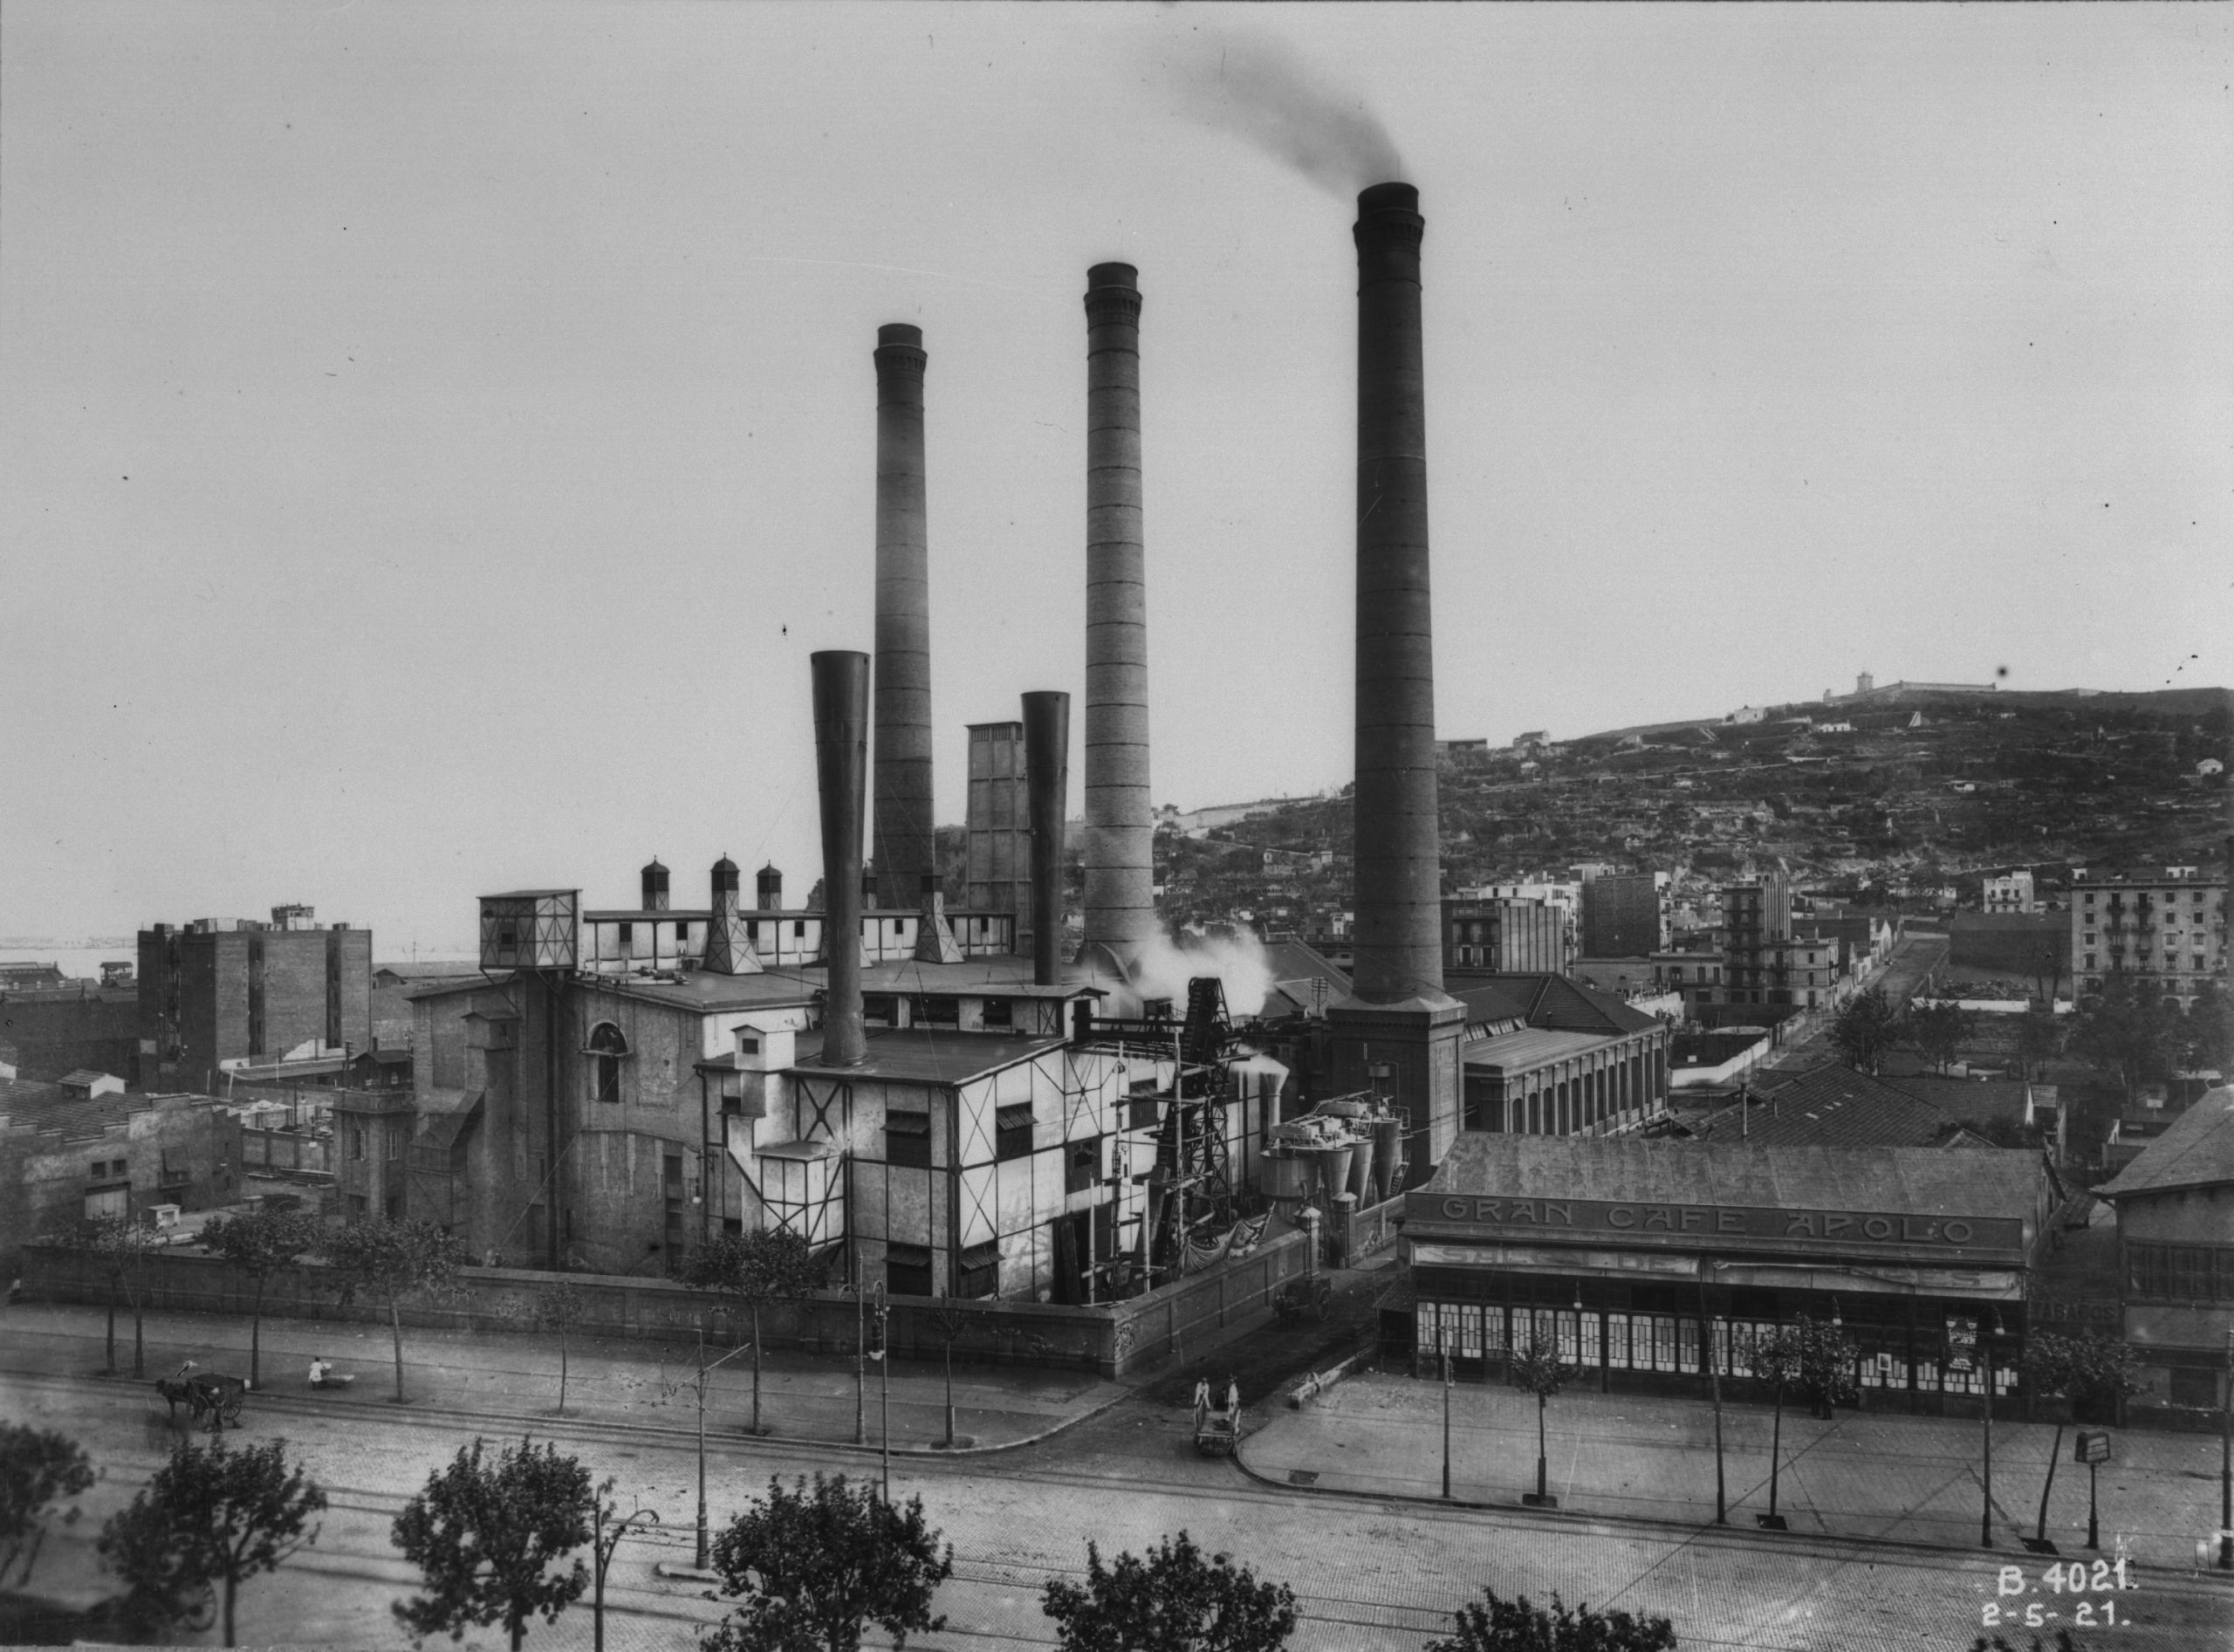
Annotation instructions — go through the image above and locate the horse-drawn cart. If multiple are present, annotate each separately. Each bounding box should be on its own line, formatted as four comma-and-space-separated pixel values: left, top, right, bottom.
154, 1362, 246, 1430
1192, 1395, 1242, 1457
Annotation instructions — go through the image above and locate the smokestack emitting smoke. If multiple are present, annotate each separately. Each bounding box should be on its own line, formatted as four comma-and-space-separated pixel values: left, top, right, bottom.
1081, 263, 1157, 969
1022, 690, 1071, 988
812, 650, 869, 1066
1351, 182, 1444, 1004
1162, 34, 1401, 198
872, 324, 935, 909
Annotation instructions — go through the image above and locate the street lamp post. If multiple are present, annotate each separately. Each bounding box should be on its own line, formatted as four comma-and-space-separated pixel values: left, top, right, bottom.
1439, 1316, 1452, 1500
1698, 1259, 1725, 1525
2220, 1326, 2232, 1570
1981, 1310, 1998, 1550
590, 1497, 660, 1652
871, 1281, 892, 1504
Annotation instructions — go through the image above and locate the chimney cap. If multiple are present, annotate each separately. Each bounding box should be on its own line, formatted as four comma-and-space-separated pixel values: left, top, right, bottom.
1086, 261, 1138, 291
1357, 182, 1419, 216
876, 322, 922, 349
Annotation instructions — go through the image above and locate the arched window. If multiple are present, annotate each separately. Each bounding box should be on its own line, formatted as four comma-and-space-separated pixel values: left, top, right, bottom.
589, 1022, 628, 1105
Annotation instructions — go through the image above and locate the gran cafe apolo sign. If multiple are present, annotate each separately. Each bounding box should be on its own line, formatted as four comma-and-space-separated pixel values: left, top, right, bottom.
1404, 1191, 2028, 1276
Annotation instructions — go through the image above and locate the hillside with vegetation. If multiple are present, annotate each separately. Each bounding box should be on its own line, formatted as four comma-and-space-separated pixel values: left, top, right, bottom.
1134, 685, 2230, 936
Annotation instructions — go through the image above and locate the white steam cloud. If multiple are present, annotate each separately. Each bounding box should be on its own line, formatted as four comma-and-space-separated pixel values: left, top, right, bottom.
1160, 33, 1403, 199
1127, 930, 1278, 1020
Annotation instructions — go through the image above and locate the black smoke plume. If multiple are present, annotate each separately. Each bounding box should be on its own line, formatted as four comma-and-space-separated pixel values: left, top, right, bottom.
1162, 33, 1402, 197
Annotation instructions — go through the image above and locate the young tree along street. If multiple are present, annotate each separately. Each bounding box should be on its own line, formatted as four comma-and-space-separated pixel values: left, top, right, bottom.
0, 1423, 93, 1591
323, 1217, 471, 1402
390, 1435, 595, 1652
97, 1435, 326, 1646
199, 1207, 322, 1390
1426, 1588, 1676, 1652
1041, 1530, 1298, 1652
702, 1473, 952, 1652
680, 1228, 821, 1437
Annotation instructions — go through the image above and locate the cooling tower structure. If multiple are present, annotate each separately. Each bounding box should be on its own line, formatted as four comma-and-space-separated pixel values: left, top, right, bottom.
1326, 183, 1464, 1185
872, 323, 935, 910
1078, 263, 1157, 977
812, 650, 870, 1068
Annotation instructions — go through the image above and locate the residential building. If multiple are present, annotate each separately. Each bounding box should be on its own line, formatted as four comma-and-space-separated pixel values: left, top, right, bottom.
1983, 871, 2037, 914
2095, 1086, 2234, 1422
1443, 897, 1566, 974
2069, 866, 2228, 1007
1580, 872, 1670, 959
138, 907, 373, 1093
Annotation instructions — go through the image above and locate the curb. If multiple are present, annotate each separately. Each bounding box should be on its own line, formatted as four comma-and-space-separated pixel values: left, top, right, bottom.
1227, 1437, 2234, 1587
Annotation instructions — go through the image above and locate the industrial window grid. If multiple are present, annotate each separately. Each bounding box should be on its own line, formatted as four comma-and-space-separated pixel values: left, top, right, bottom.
885, 1111, 932, 1169
2126, 1242, 2234, 1304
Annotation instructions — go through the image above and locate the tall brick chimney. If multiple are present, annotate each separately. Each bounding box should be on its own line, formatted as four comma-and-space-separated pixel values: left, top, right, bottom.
1079, 263, 1156, 973
812, 651, 870, 1067
1328, 183, 1463, 1182
872, 324, 935, 910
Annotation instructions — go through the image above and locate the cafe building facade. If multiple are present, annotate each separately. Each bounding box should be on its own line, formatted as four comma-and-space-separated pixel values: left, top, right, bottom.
1397, 1134, 2055, 1416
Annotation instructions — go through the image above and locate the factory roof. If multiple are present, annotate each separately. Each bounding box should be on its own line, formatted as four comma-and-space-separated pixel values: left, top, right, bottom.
1689, 1065, 1991, 1149
0, 1084, 222, 1140
2098, 1086, 2234, 1199
1450, 974, 1662, 1036
1463, 1027, 1621, 1071
1415, 1134, 2045, 1228
792, 1029, 1067, 1086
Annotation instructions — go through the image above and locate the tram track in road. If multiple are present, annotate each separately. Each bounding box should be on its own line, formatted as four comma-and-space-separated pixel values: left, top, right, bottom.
18, 1358, 2229, 1601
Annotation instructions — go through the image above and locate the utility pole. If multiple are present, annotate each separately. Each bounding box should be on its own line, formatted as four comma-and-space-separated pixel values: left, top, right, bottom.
664, 1326, 751, 1571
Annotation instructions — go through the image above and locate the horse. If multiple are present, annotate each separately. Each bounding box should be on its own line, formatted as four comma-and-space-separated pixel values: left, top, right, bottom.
154, 1362, 209, 1425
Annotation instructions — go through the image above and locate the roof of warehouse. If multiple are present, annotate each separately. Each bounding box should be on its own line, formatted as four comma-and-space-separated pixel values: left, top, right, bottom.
1463, 1027, 1621, 1071
1688, 1064, 1991, 1149
2098, 1086, 2234, 1198
1415, 1132, 2044, 1223
1450, 973, 1662, 1036
792, 1029, 1066, 1085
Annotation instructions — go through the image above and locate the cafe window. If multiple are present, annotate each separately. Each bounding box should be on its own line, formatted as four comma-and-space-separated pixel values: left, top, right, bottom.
885, 1111, 932, 1169
995, 1103, 1035, 1162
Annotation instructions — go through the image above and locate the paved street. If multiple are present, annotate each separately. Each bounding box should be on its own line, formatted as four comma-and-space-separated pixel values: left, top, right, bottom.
1760, 934, 1951, 1076
5, 1301, 2231, 1649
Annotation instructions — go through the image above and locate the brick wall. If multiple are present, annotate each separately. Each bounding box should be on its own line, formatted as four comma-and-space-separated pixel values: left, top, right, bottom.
20, 1219, 1311, 1379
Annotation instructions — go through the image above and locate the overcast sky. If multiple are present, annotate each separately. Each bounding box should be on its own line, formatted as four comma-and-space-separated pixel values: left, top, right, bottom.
3, 3, 2228, 953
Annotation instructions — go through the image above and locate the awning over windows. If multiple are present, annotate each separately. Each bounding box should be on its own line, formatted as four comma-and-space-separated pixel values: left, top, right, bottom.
414, 1089, 486, 1154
